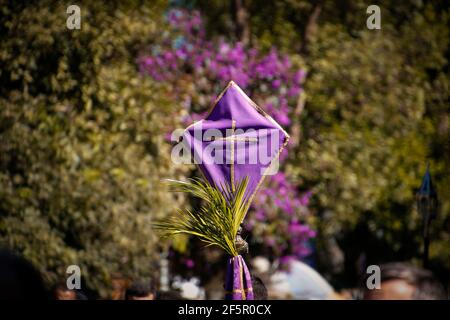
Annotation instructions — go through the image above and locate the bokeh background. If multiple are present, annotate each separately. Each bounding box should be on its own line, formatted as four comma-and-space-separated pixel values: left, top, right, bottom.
0, 0, 449, 299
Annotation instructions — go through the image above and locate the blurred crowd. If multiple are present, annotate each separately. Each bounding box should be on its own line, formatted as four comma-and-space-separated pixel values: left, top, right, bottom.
0, 249, 446, 300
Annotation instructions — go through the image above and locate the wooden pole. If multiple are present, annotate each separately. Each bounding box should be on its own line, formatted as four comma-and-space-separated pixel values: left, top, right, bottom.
423, 214, 431, 268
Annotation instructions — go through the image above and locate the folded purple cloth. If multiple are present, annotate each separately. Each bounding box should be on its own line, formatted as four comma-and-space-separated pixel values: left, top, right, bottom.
224, 255, 254, 300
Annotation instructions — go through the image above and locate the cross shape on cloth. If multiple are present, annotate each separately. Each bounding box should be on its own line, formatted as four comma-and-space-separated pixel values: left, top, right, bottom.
204, 119, 258, 192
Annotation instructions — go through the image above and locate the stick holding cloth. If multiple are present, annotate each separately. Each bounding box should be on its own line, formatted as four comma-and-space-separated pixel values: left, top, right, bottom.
155, 81, 289, 300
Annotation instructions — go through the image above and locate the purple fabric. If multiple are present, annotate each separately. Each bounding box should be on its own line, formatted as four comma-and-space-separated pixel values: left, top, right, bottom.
182, 81, 289, 202
224, 255, 254, 300
182, 81, 288, 300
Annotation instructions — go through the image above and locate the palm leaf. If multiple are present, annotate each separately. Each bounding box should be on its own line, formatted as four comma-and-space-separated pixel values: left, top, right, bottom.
153, 177, 250, 257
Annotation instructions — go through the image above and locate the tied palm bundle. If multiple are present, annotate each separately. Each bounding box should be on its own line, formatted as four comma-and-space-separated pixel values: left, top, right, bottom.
154, 177, 251, 257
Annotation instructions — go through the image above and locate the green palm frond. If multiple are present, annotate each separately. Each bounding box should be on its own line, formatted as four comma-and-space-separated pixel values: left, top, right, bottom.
153, 177, 251, 257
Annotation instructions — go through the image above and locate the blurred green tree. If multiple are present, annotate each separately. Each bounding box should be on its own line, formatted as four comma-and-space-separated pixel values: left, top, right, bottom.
0, 0, 187, 297
291, 1, 450, 284
194, 0, 450, 287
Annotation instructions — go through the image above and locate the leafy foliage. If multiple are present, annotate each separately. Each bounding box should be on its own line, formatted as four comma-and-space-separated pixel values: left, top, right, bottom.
192, 0, 450, 286
154, 178, 251, 257
1, 0, 449, 296
249, 172, 315, 261
0, 0, 187, 297
290, 2, 450, 278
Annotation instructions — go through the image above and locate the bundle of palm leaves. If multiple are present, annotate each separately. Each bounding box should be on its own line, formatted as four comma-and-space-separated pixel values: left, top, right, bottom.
153, 177, 251, 257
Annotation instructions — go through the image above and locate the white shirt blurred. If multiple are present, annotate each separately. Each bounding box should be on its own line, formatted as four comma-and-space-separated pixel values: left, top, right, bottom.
269, 260, 335, 300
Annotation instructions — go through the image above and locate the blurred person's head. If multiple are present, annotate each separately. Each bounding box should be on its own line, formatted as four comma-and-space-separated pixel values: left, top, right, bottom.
364, 262, 446, 300
53, 283, 89, 300
0, 249, 50, 300
111, 274, 129, 300
54, 284, 77, 300
252, 276, 268, 300
125, 279, 155, 300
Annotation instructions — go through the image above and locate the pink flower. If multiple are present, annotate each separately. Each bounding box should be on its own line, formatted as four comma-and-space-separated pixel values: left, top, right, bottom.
185, 259, 195, 268
272, 79, 281, 89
